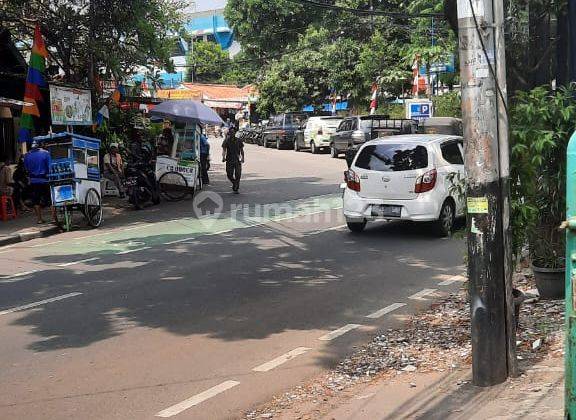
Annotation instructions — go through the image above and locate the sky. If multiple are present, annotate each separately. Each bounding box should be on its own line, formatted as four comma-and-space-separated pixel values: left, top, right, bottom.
194, 0, 227, 11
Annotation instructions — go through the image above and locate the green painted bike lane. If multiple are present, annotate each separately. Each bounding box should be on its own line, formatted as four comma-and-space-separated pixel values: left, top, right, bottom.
43, 194, 343, 257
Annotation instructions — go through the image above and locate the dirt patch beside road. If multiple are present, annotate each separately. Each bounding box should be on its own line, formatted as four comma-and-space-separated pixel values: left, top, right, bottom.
245, 267, 564, 419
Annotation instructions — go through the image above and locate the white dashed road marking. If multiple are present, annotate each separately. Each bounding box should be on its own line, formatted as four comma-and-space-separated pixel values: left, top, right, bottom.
0, 292, 82, 316
318, 324, 362, 341
116, 247, 151, 255
439, 274, 466, 286
366, 302, 406, 319
155, 380, 240, 418
252, 347, 312, 372
163, 237, 194, 245
408, 289, 438, 301
0, 270, 39, 282
56, 257, 99, 267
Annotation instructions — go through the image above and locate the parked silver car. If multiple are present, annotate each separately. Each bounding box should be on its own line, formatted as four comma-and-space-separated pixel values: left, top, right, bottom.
329, 115, 419, 158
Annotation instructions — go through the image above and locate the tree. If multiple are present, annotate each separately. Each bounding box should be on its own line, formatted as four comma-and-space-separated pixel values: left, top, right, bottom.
1, 0, 184, 93
187, 41, 230, 83
224, 0, 321, 56
257, 62, 308, 115
221, 51, 261, 86
357, 30, 408, 99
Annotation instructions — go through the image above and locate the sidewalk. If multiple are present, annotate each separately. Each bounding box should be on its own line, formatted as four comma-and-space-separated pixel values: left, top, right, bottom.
323, 348, 563, 420
0, 209, 60, 246
0, 197, 129, 247
245, 268, 565, 420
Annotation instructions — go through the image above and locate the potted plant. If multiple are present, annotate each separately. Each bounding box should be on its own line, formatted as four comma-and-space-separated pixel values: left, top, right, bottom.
510, 85, 576, 299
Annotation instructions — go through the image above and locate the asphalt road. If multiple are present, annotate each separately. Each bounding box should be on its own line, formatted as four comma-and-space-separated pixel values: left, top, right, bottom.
0, 141, 465, 420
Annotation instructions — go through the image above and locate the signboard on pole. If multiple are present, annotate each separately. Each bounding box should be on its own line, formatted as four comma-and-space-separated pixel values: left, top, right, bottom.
49, 85, 93, 125
419, 54, 456, 75
406, 99, 433, 121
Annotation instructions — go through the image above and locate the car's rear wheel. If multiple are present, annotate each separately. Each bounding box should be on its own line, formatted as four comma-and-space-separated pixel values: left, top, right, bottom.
330, 144, 339, 158
346, 219, 366, 233
311, 141, 318, 154
435, 200, 455, 237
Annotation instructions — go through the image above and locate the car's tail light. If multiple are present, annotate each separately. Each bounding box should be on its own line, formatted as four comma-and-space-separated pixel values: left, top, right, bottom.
345, 169, 361, 192
415, 169, 437, 193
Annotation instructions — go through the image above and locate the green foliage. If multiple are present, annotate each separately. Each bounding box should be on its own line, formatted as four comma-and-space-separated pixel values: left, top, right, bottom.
221, 51, 260, 86
357, 31, 409, 99
433, 91, 461, 117
379, 104, 405, 119
224, 0, 320, 56
1, 0, 184, 91
257, 62, 309, 115
510, 85, 576, 268
225, 0, 456, 113
187, 41, 230, 83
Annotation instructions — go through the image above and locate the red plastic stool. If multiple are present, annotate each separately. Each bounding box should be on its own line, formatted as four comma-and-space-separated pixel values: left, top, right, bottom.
0, 195, 17, 221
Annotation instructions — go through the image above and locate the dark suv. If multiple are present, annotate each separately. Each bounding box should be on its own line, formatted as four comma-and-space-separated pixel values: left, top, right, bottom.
262, 112, 308, 149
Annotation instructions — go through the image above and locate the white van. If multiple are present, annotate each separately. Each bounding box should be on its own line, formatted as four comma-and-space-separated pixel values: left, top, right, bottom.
294, 116, 343, 154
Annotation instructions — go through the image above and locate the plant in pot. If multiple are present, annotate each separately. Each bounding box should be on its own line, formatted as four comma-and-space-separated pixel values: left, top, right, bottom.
510, 85, 576, 299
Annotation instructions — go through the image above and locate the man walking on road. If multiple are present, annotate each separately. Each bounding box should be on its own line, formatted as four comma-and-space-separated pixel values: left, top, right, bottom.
222, 124, 244, 193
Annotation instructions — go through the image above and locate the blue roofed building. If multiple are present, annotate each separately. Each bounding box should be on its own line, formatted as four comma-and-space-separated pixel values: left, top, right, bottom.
129, 1, 240, 91
184, 12, 239, 56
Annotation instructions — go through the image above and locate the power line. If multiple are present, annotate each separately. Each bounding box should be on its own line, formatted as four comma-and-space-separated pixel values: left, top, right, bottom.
285, 0, 445, 19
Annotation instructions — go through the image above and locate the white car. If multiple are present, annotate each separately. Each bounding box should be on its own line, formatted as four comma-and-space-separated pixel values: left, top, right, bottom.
295, 116, 343, 153
342, 134, 465, 236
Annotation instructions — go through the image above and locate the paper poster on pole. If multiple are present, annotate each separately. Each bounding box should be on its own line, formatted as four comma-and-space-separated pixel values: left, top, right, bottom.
49, 85, 93, 125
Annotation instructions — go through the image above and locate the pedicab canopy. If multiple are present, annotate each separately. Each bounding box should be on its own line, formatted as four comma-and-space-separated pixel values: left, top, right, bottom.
150, 100, 224, 125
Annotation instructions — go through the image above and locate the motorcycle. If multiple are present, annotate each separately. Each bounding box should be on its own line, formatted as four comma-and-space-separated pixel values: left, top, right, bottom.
125, 155, 161, 210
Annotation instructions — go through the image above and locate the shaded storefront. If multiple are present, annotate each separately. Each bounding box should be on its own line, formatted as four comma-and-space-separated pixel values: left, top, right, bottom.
0, 28, 26, 162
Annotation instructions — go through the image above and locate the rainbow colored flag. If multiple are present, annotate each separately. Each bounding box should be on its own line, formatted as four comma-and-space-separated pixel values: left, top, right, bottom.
18, 24, 48, 143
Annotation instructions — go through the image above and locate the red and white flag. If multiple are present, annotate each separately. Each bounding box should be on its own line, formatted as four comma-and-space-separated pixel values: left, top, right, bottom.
370, 83, 378, 115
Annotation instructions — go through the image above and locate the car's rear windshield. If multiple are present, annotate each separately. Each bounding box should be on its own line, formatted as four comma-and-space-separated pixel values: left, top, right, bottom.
354, 144, 428, 172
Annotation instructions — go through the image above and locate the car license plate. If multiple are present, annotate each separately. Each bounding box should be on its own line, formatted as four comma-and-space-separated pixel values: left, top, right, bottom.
371, 205, 402, 217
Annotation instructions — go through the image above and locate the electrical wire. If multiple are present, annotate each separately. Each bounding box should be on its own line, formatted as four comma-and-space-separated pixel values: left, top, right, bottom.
285, 0, 445, 19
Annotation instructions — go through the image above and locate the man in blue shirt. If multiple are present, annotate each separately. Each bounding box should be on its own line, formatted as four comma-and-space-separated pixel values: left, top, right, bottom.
199, 128, 210, 185
24, 141, 52, 224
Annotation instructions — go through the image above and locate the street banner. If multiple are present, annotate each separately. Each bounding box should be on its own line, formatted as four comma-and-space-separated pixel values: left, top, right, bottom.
49, 85, 93, 125
157, 89, 202, 100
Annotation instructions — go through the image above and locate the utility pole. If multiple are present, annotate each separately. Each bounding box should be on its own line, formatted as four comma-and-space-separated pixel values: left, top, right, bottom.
456, 0, 518, 386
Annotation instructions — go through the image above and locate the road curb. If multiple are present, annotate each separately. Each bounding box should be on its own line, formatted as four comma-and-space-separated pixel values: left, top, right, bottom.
0, 226, 61, 248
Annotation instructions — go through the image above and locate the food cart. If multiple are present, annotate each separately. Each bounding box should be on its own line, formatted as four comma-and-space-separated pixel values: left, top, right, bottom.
34, 132, 103, 231
155, 123, 202, 201
150, 100, 224, 201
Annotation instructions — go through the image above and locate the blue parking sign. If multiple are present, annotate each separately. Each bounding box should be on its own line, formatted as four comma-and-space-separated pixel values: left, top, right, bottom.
409, 102, 433, 120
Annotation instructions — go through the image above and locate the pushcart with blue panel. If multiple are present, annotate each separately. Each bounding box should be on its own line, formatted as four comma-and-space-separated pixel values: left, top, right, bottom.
34, 132, 103, 231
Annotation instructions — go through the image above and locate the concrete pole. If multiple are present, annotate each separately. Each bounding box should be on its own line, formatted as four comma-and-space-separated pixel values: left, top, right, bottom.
456, 0, 517, 386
